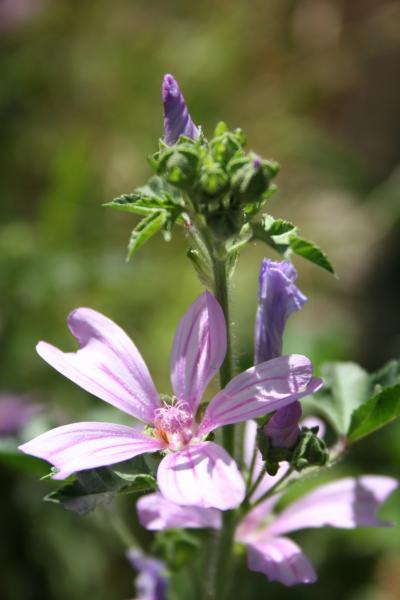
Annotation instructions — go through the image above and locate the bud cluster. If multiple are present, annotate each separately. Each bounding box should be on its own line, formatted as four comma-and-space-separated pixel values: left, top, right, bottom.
150, 122, 279, 242
257, 424, 329, 476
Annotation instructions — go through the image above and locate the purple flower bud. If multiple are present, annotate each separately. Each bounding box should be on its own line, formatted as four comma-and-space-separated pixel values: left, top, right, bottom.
162, 74, 200, 145
127, 549, 168, 600
263, 401, 302, 449
255, 259, 307, 364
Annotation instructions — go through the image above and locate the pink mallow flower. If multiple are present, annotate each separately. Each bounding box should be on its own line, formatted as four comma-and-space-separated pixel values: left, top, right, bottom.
19, 292, 321, 510
137, 421, 398, 586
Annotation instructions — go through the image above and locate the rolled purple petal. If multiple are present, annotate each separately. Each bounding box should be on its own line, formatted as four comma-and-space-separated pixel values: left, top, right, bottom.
137, 492, 221, 531
36, 308, 160, 424
162, 74, 200, 144
255, 259, 307, 364
199, 355, 322, 435
19, 422, 164, 479
0, 394, 41, 436
267, 476, 398, 536
127, 548, 168, 600
246, 537, 317, 586
170, 291, 226, 413
157, 441, 245, 510
263, 400, 302, 449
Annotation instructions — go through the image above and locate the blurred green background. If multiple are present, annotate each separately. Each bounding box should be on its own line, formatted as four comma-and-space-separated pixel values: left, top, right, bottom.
1, 0, 399, 598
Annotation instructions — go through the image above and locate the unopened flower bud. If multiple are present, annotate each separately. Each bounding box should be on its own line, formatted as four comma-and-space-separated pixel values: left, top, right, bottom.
157, 146, 199, 189
263, 401, 302, 449
199, 164, 229, 196
291, 427, 329, 471
162, 74, 200, 145
229, 155, 270, 204
210, 124, 245, 165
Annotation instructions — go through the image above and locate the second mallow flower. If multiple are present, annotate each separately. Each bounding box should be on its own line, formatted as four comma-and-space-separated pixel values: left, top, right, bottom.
19, 292, 322, 511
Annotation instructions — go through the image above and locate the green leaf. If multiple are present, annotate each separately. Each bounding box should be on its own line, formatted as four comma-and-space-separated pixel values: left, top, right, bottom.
304, 362, 370, 435
370, 359, 400, 388
252, 224, 291, 256
104, 176, 184, 216
45, 459, 157, 515
261, 214, 297, 237
127, 211, 167, 260
289, 236, 335, 275
252, 214, 335, 275
348, 384, 400, 443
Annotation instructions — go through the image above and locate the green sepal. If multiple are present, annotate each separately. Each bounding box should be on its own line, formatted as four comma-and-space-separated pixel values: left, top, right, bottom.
152, 144, 200, 190
291, 428, 329, 471
210, 124, 246, 165
256, 428, 291, 476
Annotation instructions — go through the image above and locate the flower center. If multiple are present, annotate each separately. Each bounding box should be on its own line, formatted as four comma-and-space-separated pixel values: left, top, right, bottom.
153, 399, 193, 450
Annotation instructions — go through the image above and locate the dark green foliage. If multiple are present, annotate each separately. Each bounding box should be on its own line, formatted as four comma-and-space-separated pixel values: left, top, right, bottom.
45, 457, 157, 515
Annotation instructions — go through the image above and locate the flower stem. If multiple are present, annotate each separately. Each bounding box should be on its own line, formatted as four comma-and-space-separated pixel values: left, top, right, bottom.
211, 255, 235, 455
209, 252, 237, 600
245, 466, 267, 502
242, 467, 294, 517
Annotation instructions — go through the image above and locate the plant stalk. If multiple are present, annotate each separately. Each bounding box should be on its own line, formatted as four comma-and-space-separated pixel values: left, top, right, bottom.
210, 252, 237, 600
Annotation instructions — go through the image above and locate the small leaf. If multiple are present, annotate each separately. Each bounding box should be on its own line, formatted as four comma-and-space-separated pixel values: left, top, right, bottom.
261, 215, 297, 237
303, 362, 370, 435
252, 214, 335, 275
348, 384, 400, 443
252, 224, 291, 256
289, 236, 335, 275
104, 176, 185, 216
127, 211, 167, 260
45, 461, 157, 515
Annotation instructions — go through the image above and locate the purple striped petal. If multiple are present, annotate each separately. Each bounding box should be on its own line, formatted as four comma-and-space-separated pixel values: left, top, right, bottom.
137, 492, 221, 531
170, 292, 226, 413
19, 422, 164, 479
255, 259, 307, 364
237, 496, 281, 543
199, 355, 322, 435
157, 441, 245, 510
246, 537, 317, 586
162, 74, 200, 145
37, 308, 160, 423
267, 476, 398, 536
